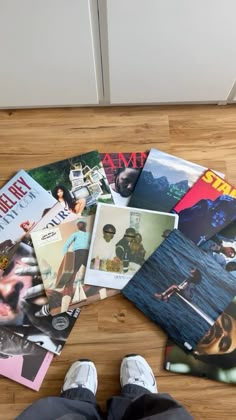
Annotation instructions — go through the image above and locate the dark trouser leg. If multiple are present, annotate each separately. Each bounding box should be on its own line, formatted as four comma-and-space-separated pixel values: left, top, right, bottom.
17, 387, 103, 420
74, 249, 89, 272
61, 386, 97, 404
107, 384, 149, 420
107, 385, 193, 420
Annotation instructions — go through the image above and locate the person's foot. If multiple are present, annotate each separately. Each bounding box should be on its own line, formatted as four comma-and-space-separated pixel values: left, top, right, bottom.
62, 360, 98, 395
120, 354, 157, 393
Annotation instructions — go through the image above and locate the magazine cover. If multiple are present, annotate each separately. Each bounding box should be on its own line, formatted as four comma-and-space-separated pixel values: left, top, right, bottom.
164, 223, 236, 384
0, 327, 53, 391
0, 169, 56, 268
201, 219, 236, 276
30, 202, 79, 231
84, 203, 179, 290
28, 150, 113, 217
165, 297, 236, 384
31, 215, 118, 313
31, 216, 95, 315
173, 170, 236, 245
100, 152, 148, 206
0, 239, 80, 353
122, 229, 236, 351
128, 148, 224, 212
0, 241, 41, 326
8, 307, 80, 355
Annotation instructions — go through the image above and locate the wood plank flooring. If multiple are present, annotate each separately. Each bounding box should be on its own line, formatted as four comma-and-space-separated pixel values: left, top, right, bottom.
0, 105, 236, 419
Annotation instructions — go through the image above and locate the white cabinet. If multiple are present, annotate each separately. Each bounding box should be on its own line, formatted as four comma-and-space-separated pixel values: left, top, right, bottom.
103, 0, 236, 104
0, 0, 102, 107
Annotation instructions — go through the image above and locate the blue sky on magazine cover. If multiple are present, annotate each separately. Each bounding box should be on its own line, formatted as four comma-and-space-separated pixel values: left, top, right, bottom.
122, 229, 236, 351
129, 148, 205, 212
139, 148, 205, 185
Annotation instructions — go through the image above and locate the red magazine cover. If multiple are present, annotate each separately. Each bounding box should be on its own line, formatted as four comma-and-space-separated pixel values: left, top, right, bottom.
100, 152, 148, 206
173, 170, 236, 245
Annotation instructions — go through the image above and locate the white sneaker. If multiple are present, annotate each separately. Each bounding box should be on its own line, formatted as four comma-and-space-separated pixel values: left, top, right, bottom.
120, 354, 157, 393
62, 360, 98, 395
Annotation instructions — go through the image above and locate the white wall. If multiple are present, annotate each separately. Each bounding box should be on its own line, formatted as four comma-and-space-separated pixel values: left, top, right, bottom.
0, 0, 102, 107
104, 0, 236, 104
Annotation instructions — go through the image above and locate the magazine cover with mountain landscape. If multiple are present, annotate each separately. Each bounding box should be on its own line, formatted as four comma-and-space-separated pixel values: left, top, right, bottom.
122, 229, 236, 352
173, 170, 236, 246
100, 151, 148, 206
128, 148, 221, 212
28, 150, 113, 217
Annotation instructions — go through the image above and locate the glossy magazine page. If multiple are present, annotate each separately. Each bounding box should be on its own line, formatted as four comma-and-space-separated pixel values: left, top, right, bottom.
165, 295, 236, 384
28, 150, 113, 217
100, 152, 148, 206
128, 148, 220, 212
0, 328, 53, 391
122, 229, 236, 352
174, 170, 236, 245
84, 203, 179, 290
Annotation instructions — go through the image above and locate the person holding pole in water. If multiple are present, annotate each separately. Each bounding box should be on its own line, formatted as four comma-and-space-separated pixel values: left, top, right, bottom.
154, 268, 202, 302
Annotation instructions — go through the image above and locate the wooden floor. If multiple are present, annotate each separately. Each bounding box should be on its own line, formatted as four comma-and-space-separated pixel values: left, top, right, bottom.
1, 104, 236, 419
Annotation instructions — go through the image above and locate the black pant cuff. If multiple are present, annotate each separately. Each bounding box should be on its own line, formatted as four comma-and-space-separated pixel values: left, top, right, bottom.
121, 384, 151, 400
61, 386, 97, 404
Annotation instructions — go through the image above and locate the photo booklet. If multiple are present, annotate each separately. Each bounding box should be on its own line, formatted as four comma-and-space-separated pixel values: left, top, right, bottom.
84, 203, 179, 290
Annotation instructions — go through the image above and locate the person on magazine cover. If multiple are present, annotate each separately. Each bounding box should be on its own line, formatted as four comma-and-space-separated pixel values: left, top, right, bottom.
62, 220, 91, 279
17, 355, 193, 420
129, 233, 146, 266
115, 228, 136, 262
91, 224, 117, 262
111, 164, 141, 206
167, 301, 236, 383
177, 195, 236, 245
201, 238, 236, 268
195, 301, 236, 357
0, 327, 46, 381
154, 268, 202, 302
0, 242, 36, 325
53, 185, 86, 216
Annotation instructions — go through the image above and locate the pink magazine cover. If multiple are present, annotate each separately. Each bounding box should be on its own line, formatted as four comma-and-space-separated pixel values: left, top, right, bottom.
0, 328, 53, 391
